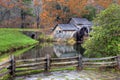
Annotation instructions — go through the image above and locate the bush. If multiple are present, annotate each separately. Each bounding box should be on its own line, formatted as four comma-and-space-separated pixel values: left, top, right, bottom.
38, 33, 54, 42
83, 4, 120, 57
66, 38, 76, 45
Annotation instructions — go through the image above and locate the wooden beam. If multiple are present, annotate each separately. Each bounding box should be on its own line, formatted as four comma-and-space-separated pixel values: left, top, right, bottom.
15, 66, 44, 73
51, 61, 78, 66
45, 54, 50, 72
117, 56, 120, 69
83, 56, 117, 61
16, 57, 46, 63
0, 70, 10, 77
77, 54, 83, 70
51, 64, 78, 69
51, 56, 78, 61
0, 65, 11, 71
16, 62, 46, 68
84, 64, 117, 68
0, 60, 10, 66
83, 61, 117, 65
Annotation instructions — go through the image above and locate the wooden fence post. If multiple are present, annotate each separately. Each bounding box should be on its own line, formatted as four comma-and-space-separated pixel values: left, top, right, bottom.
77, 54, 83, 71
117, 56, 120, 69
45, 54, 50, 72
9, 55, 15, 77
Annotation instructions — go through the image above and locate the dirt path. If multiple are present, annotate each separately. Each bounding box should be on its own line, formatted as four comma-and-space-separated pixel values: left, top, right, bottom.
15, 70, 120, 80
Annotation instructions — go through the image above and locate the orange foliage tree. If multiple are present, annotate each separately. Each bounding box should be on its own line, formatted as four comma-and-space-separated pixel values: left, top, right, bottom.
40, 0, 88, 32
40, 0, 120, 32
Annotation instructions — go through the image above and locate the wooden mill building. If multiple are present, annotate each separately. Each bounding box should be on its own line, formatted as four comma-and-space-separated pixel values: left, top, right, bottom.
52, 18, 92, 41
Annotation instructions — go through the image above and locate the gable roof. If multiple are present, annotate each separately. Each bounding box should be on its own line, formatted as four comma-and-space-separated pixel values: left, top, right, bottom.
53, 24, 78, 31
71, 18, 92, 25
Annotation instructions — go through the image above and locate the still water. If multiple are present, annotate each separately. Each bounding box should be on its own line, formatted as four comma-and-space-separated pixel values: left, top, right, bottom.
16, 43, 85, 60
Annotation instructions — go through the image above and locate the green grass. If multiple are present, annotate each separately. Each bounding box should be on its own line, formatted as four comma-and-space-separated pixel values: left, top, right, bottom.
50, 67, 75, 72
16, 69, 44, 77
0, 74, 11, 80
0, 29, 38, 54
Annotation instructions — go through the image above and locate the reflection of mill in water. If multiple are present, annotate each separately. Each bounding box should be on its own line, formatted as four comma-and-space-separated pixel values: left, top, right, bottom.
53, 44, 85, 58
16, 43, 85, 60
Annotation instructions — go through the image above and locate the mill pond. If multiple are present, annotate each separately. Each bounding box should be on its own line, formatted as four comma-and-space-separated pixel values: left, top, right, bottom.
1, 42, 118, 80
14, 42, 118, 60
15, 43, 85, 60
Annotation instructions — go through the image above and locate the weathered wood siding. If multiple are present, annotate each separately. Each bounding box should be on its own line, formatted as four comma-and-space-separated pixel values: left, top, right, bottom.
53, 26, 76, 40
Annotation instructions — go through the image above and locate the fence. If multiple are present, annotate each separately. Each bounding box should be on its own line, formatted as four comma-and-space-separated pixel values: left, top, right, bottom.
83, 56, 118, 68
15, 55, 82, 76
0, 60, 11, 77
0, 55, 120, 78
0, 55, 15, 78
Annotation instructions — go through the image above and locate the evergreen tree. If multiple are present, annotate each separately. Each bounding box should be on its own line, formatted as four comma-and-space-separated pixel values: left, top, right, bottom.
83, 5, 96, 21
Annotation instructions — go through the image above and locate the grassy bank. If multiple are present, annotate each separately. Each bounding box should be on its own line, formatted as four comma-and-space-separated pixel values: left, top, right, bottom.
0, 29, 38, 54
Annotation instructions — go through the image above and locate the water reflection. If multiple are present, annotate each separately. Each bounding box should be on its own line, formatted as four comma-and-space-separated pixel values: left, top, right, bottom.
16, 43, 84, 60
73, 44, 85, 56
54, 44, 77, 58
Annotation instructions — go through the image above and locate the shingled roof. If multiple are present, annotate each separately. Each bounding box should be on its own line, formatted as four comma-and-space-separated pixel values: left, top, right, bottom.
71, 18, 92, 25
53, 24, 78, 31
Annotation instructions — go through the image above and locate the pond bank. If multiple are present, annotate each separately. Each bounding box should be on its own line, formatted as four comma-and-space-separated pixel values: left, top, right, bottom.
0, 29, 38, 55
0, 46, 35, 62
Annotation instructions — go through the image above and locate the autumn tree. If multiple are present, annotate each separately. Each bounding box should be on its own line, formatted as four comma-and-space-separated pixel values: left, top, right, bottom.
40, 0, 88, 32
41, 0, 116, 32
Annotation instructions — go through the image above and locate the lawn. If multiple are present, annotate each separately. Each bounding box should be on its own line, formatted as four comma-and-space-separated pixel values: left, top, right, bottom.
0, 29, 38, 54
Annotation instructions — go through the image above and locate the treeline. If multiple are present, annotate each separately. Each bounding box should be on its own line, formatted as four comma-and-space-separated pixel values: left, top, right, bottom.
0, 0, 120, 31
0, 0, 41, 28
40, 0, 120, 32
